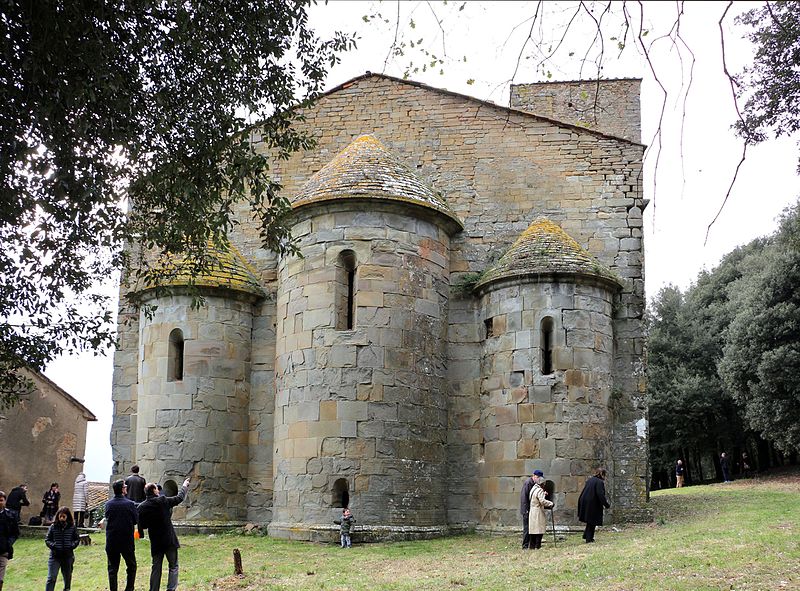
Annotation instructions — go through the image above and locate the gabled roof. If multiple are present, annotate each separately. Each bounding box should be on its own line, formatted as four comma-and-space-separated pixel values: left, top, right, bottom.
321, 72, 645, 147
26, 369, 96, 422
474, 217, 621, 292
293, 134, 463, 233
87, 481, 111, 512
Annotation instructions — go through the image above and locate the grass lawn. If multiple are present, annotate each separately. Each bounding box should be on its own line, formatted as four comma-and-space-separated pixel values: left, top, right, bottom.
4, 468, 798, 591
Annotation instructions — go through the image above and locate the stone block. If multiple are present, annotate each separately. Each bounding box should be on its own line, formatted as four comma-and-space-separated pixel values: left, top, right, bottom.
338, 401, 367, 421
532, 384, 552, 403
533, 403, 556, 422
356, 345, 385, 368
517, 439, 539, 459
498, 424, 521, 441
538, 438, 556, 460
321, 437, 344, 457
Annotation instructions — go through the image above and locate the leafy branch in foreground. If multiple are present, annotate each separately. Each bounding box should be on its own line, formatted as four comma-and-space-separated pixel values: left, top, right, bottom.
0, 1, 355, 407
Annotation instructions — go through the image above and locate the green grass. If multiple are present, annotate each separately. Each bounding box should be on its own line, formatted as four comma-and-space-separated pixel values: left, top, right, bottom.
4, 474, 798, 590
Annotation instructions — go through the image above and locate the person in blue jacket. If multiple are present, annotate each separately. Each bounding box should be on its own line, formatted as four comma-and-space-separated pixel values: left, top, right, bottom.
44, 506, 80, 591
105, 479, 139, 591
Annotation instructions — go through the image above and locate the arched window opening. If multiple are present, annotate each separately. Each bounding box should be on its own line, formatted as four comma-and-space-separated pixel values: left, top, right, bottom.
540, 317, 554, 375
168, 328, 184, 382
332, 478, 349, 508
162, 479, 179, 497
336, 250, 357, 330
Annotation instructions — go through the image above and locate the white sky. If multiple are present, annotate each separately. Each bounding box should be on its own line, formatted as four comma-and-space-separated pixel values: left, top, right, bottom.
44, 1, 799, 482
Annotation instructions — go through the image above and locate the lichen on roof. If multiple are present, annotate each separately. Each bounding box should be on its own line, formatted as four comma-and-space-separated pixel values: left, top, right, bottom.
292, 134, 463, 230
134, 241, 265, 299
474, 217, 621, 291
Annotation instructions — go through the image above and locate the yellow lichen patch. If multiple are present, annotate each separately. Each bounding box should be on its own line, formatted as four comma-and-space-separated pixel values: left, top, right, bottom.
293, 134, 462, 230
139, 241, 265, 299
475, 216, 620, 290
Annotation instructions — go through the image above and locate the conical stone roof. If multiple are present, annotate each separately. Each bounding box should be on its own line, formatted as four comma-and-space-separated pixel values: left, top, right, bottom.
474, 217, 621, 292
134, 241, 265, 300
292, 135, 462, 232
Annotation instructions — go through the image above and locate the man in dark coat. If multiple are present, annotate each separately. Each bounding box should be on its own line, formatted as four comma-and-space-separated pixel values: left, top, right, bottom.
105, 479, 138, 591
720, 452, 732, 483
5, 484, 29, 525
0, 490, 21, 591
519, 470, 542, 549
125, 465, 147, 539
138, 477, 190, 591
577, 468, 611, 543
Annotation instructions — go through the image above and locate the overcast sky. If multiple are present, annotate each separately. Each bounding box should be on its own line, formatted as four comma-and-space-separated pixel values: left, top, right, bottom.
45, 1, 799, 482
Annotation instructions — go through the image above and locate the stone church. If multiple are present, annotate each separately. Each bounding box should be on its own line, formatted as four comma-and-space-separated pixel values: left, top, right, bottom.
111, 73, 650, 540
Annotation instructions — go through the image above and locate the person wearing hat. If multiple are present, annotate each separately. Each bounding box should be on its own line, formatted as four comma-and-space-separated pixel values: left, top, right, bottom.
519, 470, 540, 549
528, 471, 554, 550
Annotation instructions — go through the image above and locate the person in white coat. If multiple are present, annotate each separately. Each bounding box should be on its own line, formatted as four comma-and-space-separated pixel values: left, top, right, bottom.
72, 473, 89, 528
527, 473, 554, 550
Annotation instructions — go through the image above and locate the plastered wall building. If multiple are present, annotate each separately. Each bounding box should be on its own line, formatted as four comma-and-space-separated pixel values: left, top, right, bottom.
0, 369, 96, 521
111, 74, 650, 539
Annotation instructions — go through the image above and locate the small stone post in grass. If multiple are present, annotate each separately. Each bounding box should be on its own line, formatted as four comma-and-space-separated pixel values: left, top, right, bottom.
233, 548, 243, 576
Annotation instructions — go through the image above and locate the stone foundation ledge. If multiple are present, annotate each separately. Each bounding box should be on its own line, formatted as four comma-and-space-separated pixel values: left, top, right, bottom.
18, 525, 101, 538
268, 522, 460, 543
474, 524, 583, 537
172, 522, 246, 535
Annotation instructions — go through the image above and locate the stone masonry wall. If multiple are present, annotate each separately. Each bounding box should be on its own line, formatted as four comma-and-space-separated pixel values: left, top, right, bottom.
476, 280, 615, 527
111, 73, 649, 530
110, 284, 140, 482
269, 202, 452, 539
252, 75, 648, 528
510, 79, 642, 143
135, 294, 254, 521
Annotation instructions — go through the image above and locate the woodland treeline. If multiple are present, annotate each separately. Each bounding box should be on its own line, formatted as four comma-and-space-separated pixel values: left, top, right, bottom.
647, 200, 800, 488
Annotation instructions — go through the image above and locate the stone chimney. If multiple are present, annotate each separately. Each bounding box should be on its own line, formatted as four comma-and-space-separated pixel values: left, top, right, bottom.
510, 78, 641, 143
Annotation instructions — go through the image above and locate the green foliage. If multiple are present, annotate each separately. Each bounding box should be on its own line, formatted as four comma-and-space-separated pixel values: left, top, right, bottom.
0, 1, 354, 407
648, 200, 800, 472
736, 2, 800, 163
450, 271, 484, 296
720, 202, 800, 453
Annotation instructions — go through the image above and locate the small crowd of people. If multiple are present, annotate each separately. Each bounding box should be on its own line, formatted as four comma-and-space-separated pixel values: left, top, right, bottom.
0, 465, 191, 591
520, 467, 611, 549
674, 450, 752, 488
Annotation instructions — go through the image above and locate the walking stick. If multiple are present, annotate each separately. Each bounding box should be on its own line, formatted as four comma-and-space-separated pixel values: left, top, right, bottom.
543, 479, 557, 547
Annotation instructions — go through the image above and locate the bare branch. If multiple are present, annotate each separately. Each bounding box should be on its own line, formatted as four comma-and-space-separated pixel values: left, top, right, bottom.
383, 1, 402, 74
706, 1, 749, 243
425, 1, 447, 58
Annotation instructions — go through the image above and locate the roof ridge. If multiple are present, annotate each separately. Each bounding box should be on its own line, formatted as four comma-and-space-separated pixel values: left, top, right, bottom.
320, 72, 645, 147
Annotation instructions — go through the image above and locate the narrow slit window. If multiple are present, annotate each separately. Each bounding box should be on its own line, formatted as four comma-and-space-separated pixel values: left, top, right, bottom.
484, 318, 494, 339
332, 478, 349, 508
336, 250, 357, 330
168, 328, 184, 382
540, 317, 554, 375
